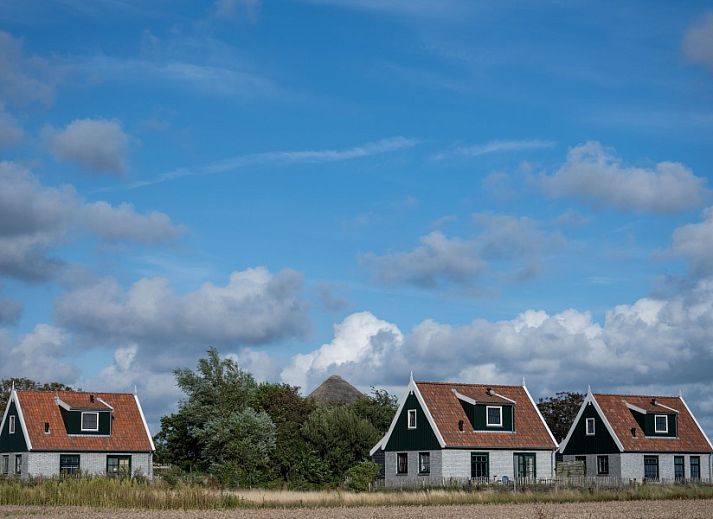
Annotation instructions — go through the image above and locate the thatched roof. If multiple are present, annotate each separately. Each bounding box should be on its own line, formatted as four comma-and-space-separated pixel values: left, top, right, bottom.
308, 375, 363, 404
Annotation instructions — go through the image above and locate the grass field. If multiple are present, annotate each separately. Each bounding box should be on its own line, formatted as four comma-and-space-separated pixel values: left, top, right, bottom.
1, 500, 713, 519
1, 478, 713, 511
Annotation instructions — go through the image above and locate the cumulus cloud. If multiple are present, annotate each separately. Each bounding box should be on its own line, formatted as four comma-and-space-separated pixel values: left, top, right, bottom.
682, 11, 713, 71
671, 206, 713, 277
281, 311, 404, 391
43, 118, 131, 175
282, 279, 713, 431
56, 267, 309, 357
0, 324, 78, 382
0, 31, 59, 106
0, 162, 184, 281
0, 109, 23, 149
540, 141, 708, 213
362, 214, 564, 288
0, 298, 22, 325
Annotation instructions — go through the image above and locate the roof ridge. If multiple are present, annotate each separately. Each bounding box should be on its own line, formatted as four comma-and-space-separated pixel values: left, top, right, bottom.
416, 381, 522, 388
594, 392, 681, 400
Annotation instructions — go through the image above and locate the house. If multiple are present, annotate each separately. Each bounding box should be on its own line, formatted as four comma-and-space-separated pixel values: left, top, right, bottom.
370, 375, 558, 486
558, 389, 713, 482
0, 388, 155, 479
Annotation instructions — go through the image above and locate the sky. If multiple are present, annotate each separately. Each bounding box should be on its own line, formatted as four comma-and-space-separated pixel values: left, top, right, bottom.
1, 0, 713, 436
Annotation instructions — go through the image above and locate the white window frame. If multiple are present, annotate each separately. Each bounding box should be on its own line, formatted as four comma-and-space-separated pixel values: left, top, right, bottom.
654, 414, 668, 434
486, 406, 503, 427
8, 415, 15, 434
81, 412, 100, 432
585, 417, 595, 435
407, 409, 417, 429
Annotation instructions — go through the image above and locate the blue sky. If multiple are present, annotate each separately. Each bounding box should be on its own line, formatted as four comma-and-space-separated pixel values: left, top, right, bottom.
2, 0, 713, 434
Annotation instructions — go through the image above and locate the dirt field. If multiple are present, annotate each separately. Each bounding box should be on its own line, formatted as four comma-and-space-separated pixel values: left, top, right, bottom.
1, 500, 713, 519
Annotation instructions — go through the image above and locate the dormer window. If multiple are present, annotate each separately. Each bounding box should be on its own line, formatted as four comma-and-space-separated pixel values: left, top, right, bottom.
486, 406, 503, 427
654, 415, 668, 434
407, 409, 417, 429
586, 417, 595, 435
9, 416, 15, 434
81, 412, 99, 432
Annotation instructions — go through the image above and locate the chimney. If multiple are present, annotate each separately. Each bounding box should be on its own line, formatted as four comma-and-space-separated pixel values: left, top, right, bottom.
89, 394, 95, 403
486, 387, 493, 396
651, 398, 657, 406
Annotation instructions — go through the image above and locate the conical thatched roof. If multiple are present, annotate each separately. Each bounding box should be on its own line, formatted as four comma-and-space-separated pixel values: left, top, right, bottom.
308, 375, 363, 405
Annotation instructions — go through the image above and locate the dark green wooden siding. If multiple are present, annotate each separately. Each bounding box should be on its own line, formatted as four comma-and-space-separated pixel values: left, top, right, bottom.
643, 414, 676, 437
384, 392, 440, 451
474, 404, 513, 431
561, 402, 620, 455
60, 408, 112, 435
0, 401, 28, 453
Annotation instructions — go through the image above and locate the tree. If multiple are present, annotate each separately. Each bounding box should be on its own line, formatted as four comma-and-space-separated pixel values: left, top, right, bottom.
0, 378, 76, 413
351, 387, 397, 434
253, 383, 324, 485
302, 405, 380, 481
537, 391, 584, 442
197, 408, 276, 486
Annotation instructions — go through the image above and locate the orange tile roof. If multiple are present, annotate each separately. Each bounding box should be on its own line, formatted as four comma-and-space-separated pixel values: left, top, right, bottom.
16, 391, 154, 452
593, 393, 712, 453
416, 382, 556, 450
57, 394, 112, 411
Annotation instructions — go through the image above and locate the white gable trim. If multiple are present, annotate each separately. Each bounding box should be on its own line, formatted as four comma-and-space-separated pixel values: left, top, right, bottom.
54, 397, 71, 411
558, 391, 624, 453
452, 389, 476, 405
134, 394, 156, 452
654, 402, 679, 414
491, 390, 516, 404
0, 391, 33, 451
522, 384, 557, 448
624, 402, 647, 415
370, 376, 446, 454
97, 397, 114, 411
680, 396, 713, 451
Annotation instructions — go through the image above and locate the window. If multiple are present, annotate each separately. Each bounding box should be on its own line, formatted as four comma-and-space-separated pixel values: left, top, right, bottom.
396, 453, 408, 475
44, 422, 50, 434
585, 417, 595, 435
597, 455, 609, 475
2, 456, 8, 475
8, 415, 15, 434
674, 456, 685, 481
486, 406, 503, 427
471, 453, 489, 479
515, 453, 536, 480
106, 455, 131, 477
644, 455, 659, 481
691, 457, 701, 481
14, 455, 21, 475
418, 452, 430, 474
654, 415, 668, 434
81, 412, 99, 432
407, 409, 417, 429
60, 455, 80, 476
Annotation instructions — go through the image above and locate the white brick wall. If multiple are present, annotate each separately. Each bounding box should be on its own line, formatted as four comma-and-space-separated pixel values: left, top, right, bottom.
27, 452, 153, 479
620, 452, 711, 482
386, 449, 554, 486
0, 452, 28, 477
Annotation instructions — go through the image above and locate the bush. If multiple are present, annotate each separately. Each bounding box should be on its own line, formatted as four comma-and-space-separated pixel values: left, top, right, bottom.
345, 460, 380, 492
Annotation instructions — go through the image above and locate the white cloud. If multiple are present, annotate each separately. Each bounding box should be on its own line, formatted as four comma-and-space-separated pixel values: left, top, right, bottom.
682, 11, 713, 71
0, 324, 78, 382
56, 267, 309, 354
540, 141, 708, 213
671, 206, 713, 277
0, 162, 184, 280
447, 139, 556, 158
362, 214, 564, 288
0, 31, 59, 107
281, 311, 404, 391
283, 278, 713, 433
0, 298, 22, 325
118, 136, 418, 190
43, 118, 131, 175
0, 109, 23, 149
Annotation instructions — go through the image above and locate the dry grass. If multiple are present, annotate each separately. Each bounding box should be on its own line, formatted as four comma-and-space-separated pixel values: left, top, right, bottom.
0, 478, 712, 511
2, 500, 713, 518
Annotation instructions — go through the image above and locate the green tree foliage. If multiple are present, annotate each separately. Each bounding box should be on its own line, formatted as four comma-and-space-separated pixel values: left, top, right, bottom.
301, 405, 380, 481
537, 391, 584, 442
345, 460, 380, 492
0, 378, 75, 413
197, 408, 276, 486
351, 387, 397, 434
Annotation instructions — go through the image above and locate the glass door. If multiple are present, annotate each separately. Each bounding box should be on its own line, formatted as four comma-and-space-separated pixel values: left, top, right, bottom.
515, 453, 536, 480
